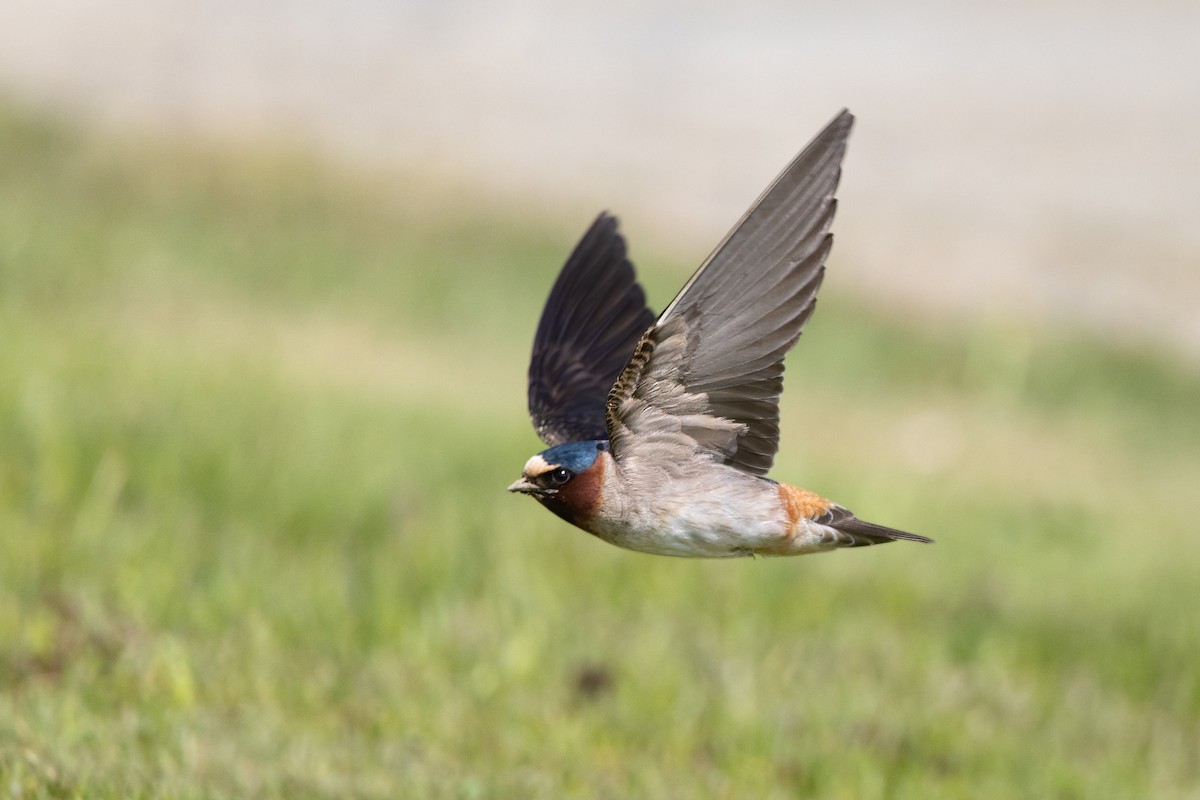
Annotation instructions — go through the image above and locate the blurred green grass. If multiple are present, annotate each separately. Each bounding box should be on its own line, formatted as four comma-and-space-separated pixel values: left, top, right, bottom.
1, 101, 1198, 798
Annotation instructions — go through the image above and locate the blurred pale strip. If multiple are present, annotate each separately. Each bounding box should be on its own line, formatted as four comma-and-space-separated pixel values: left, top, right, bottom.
1, 0, 1199, 356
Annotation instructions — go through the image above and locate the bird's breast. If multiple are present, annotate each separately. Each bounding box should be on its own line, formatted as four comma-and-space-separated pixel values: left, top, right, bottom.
579, 463, 796, 557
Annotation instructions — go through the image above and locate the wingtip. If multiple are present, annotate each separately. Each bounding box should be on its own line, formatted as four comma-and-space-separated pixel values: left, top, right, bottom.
823, 108, 855, 142
589, 210, 621, 234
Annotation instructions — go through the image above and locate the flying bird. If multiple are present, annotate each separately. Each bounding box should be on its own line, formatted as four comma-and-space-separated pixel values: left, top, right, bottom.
508, 110, 931, 558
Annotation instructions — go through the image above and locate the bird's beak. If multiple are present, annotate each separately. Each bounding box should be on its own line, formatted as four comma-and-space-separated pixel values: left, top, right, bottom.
507, 476, 536, 494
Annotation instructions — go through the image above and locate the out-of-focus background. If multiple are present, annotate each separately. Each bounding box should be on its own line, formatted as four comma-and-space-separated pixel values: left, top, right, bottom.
1, 1, 1197, 797
5, 0, 1200, 353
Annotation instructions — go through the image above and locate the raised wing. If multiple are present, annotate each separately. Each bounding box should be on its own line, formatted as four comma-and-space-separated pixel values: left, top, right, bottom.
606, 110, 853, 475
528, 213, 657, 446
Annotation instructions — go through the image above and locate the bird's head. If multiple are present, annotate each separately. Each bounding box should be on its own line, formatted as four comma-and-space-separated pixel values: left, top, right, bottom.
508, 440, 609, 525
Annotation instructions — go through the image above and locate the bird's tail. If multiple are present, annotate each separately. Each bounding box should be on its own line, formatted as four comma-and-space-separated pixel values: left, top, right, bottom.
820, 506, 934, 547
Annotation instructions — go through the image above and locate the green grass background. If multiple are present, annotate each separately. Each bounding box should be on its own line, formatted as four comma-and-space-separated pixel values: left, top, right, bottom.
1, 102, 1197, 798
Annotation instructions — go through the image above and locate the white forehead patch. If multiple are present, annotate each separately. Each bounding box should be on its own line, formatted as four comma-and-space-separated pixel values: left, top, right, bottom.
523, 453, 553, 477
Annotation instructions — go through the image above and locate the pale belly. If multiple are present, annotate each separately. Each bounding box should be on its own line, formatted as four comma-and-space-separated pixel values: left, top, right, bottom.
585, 470, 800, 558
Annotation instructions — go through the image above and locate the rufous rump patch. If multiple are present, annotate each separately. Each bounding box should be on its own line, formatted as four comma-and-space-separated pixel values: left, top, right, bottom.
777, 483, 832, 534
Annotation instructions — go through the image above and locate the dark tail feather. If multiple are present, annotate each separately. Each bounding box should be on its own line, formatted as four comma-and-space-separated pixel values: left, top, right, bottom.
821, 508, 934, 547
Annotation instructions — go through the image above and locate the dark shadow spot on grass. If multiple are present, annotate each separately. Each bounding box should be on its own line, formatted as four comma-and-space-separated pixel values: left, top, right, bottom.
572, 663, 614, 701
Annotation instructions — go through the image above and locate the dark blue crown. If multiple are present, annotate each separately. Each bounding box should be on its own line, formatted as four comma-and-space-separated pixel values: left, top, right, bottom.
540, 440, 606, 473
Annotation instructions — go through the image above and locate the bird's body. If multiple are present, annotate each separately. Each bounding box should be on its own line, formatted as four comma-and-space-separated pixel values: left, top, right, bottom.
579, 456, 820, 559
517, 442, 925, 558
509, 110, 932, 558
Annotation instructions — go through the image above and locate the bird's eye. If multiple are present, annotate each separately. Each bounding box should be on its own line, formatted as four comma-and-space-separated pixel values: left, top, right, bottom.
549, 467, 572, 486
